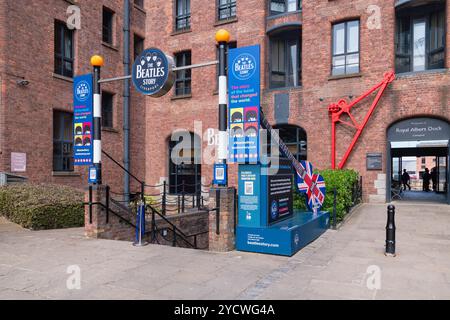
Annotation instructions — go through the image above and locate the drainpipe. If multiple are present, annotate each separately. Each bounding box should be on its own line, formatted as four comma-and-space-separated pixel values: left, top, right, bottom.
123, 0, 131, 203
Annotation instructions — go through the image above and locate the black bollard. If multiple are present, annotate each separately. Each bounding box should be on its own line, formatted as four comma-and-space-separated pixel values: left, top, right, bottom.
385, 205, 396, 256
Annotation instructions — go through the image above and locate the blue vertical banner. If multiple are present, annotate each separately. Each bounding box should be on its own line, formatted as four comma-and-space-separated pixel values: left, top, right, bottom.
228, 45, 261, 163
73, 74, 94, 166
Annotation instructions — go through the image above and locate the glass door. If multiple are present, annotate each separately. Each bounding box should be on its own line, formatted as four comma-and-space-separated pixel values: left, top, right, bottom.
435, 156, 447, 194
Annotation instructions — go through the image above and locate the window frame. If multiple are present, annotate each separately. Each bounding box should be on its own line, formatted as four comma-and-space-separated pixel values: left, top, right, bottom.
54, 20, 74, 78
268, 0, 302, 17
101, 91, 114, 129
102, 6, 115, 45
395, 4, 446, 74
269, 31, 302, 89
174, 50, 192, 96
134, 34, 145, 61
217, 0, 237, 21
174, 0, 191, 31
331, 19, 360, 76
53, 110, 74, 172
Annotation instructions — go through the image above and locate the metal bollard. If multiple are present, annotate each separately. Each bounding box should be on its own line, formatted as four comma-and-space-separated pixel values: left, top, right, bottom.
133, 201, 148, 247
385, 205, 396, 256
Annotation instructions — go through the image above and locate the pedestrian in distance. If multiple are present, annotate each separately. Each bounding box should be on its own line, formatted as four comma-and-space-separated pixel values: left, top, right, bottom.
422, 168, 431, 192
401, 169, 411, 191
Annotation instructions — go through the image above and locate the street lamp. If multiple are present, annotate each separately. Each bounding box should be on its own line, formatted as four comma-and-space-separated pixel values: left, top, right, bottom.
215, 29, 230, 187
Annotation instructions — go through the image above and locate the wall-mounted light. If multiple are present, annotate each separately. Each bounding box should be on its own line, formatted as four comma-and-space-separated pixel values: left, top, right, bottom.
16, 79, 30, 86
319, 98, 324, 102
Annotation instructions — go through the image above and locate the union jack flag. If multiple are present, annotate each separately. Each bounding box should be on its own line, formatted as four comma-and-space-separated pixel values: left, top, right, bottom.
296, 161, 326, 212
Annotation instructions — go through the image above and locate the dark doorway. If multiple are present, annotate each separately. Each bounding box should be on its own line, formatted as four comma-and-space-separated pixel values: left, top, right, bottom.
168, 132, 201, 195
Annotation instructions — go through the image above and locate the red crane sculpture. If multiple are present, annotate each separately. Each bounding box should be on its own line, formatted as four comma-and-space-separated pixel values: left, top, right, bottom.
328, 71, 395, 169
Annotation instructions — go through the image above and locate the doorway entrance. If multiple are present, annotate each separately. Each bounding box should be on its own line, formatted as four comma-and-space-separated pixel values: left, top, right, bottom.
387, 117, 450, 204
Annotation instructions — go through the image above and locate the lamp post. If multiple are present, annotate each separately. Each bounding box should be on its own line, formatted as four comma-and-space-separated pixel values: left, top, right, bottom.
91, 55, 104, 185
215, 29, 230, 187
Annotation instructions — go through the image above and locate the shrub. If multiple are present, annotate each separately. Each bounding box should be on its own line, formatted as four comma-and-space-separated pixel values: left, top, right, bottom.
293, 169, 360, 224
0, 184, 84, 230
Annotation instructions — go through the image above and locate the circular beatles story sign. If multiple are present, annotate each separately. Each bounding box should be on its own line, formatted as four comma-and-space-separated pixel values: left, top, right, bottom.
132, 48, 175, 97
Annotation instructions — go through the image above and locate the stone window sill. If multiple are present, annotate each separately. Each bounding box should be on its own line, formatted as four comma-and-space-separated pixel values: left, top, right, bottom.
264, 85, 302, 93
395, 68, 448, 79
102, 127, 119, 134
52, 171, 80, 177
328, 73, 362, 81
267, 10, 302, 21
171, 94, 192, 100
53, 73, 73, 83
102, 41, 119, 52
171, 29, 192, 36
214, 17, 238, 27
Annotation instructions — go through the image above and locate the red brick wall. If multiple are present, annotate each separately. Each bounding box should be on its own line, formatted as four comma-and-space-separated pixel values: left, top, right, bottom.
0, 1, 448, 203
143, 0, 449, 202
0, 0, 147, 194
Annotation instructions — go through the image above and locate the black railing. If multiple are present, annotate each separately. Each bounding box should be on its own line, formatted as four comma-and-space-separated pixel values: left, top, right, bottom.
84, 150, 212, 250
146, 204, 208, 250
102, 149, 211, 215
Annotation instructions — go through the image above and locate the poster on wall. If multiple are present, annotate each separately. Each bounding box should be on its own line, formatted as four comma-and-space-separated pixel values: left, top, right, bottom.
228, 45, 261, 163
11, 152, 26, 172
73, 74, 94, 166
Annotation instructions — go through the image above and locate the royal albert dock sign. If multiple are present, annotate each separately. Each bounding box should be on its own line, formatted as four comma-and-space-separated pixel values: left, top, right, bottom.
73, 74, 94, 166
228, 45, 261, 163
132, 48, 175, 97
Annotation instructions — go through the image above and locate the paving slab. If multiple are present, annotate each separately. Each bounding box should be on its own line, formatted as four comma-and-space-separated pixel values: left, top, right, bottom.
0, 202, 449, 300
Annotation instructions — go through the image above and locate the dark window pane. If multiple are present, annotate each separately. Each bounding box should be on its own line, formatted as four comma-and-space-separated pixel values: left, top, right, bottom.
103, 7, 114, 44
270, 31, 301, 88
53, 111, 74, 172
134, 34, 145, 60
176, 0, 191, 30
134, 0, 144, 7
218, 0, 236, 20
54, 21, 74, 77
395, 5, 446, 73
174, 51, 192, 96
102, 92, 114, 128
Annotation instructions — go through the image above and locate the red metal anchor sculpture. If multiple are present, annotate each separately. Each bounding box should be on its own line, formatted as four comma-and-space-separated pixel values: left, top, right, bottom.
328, 71, 395, 169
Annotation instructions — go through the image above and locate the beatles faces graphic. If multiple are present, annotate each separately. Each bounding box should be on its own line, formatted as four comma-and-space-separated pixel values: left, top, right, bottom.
74, 122, 92, 147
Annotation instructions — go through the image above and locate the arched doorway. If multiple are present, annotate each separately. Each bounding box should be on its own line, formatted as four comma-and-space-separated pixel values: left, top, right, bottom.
386, 117, 450, 204
168, 131, 201, 195
267, 124, 307, 161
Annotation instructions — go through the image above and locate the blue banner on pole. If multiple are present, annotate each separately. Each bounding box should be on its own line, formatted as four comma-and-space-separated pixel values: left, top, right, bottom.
228, 45, 261, 164
73, 74, 94, 166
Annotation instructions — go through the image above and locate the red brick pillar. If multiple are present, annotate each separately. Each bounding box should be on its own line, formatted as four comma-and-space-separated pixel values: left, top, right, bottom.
84, 185, 108, 239
209, 187, 236, 252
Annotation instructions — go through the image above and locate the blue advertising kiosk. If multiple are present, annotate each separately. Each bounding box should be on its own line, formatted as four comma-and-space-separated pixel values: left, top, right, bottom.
229, 45, 329, 257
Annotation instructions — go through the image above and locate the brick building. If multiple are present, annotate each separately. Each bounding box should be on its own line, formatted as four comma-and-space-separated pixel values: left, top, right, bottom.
0, 0, 449, 204
0, 0, 146, 193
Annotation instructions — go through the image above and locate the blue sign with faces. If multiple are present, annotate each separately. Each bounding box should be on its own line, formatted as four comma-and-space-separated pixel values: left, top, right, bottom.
228, 45, 261, 164
73, 74, 94, 166
132, 48, 175, 97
